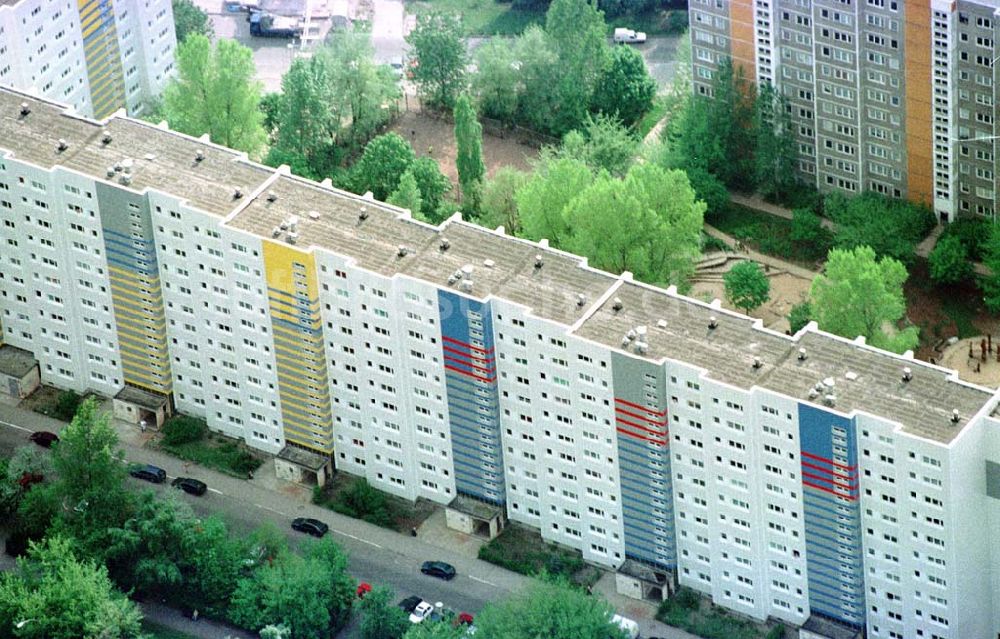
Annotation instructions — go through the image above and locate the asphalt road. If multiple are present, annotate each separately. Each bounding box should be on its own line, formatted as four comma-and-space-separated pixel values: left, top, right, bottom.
0, 415, 513, 625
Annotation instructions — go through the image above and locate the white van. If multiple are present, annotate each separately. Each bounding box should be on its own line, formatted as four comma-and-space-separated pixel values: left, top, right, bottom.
613, 27, 647, 44
611, 614, 640, 639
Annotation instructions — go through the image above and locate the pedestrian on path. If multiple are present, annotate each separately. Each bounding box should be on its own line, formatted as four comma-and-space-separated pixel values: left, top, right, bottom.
247, 470, 254, 480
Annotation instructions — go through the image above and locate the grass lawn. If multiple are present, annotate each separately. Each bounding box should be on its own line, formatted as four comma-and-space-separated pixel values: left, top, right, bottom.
633, 95, 668, 140
657, 589, 784, 639
406, 0, 544, 35
140, 621, 199, 639
156, 434, 263, 478
477, 523, 599, 587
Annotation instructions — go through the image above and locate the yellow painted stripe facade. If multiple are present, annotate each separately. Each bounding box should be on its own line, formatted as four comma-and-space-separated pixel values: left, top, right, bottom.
107, 264, 172, 395
77, 0, 126, 119
262, 240, 334, 455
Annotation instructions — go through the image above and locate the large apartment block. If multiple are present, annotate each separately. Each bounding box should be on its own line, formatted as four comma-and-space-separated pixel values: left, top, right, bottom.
689, 0, 1000, 223
3, 89, 1000, 639
0, 0, 175, 119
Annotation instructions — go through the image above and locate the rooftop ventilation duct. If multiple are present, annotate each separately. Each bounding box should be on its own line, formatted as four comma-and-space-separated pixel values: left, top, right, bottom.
708, 316, 718, 329
195, 149, 205, 162
19, 102, 31, 117
233, 188, 243, 200
439, 238, 450, 251
534, 255, 543, 269
267, 191, 278, 203
797, 348, 807, 361
397, 245, 408, 257
612, 297, 623, 312
902, 367, 912, 382
951, 409, 960, 424
752, 356, 763, 370
57, 139, 68, 152
101, 131, 113, 145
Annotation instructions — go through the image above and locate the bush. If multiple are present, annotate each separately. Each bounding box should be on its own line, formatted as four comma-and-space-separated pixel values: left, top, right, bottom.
788, 301, 812, 334
53, 390, 83, 422
941, 216, 990, 261
825, 192, 935, 264
331, 478, 394, 528
478, 525, 584, 579
765, 624, 785, 639
675, 587, 701, 611
162, 415, 208, 446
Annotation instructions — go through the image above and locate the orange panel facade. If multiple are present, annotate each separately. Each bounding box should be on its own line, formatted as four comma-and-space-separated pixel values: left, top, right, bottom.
904, 0, 934, 205
729, 0, 756, 80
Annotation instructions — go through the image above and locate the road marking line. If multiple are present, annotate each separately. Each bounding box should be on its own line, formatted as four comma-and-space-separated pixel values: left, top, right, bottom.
468, 575, 498, 587
255, 504, 286, 517
0, 421, 31, 433
332, 528, 383, 549
208, 488, 224, 495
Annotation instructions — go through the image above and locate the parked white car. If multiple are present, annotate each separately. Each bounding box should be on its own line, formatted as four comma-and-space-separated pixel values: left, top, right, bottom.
613, 27, 647, 44
409, 601, 435, 624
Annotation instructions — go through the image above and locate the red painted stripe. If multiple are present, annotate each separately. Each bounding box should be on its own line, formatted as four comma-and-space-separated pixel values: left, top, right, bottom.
802, 470, 858, 491
442, 343, 495, 363
802, 480, 857, 501
444, 364, 496, 384
802, 460, 858, 479
443, 354, 495, 375
616, 427, 668, 447
801, 450, 856, 471
616, 416, 668, 437
615, 407, 669, 427
614, 397, 668, 417
441, 335, 494, 354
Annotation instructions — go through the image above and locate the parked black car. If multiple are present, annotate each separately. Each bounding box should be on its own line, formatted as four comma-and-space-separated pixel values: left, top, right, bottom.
129, 464, 166, 483
291, 517, 329, 537
420, 560, 457, 580
397, 596, 422, 613
171, 477, 207, 496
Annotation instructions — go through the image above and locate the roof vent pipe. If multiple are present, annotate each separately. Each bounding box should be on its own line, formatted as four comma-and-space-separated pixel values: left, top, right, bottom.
797, 348, 807, 361
752, 356, 763, 370
951, 409, 960, 424
612, 298, 623, 312
708, 316, 718, 329
902, 367, 912, 382
19, 102, 30, 117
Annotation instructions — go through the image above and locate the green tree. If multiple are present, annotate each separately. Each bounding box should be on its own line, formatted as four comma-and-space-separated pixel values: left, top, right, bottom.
928, 235, 973, 285
0, 536, 144, 639
512, 26, 562, 135
753, 82, 798, 201
472, 579, 626, 639
102, 492, 194, 597
327, 32, 401, 146
544, 0, 608, 135
178, 516, 249, 616
589, 44, 656, 127
388, 171, 423, 218
788, 301, 812, 334
162, 35, 266, 155
708, 58, 756, 191
359, 586, 409, 639
724, 261, 771, 314
272, 53, 340, 174
682, 167, 729, 217
48, 398, 132, 557
259, 92, 284, 133
789, 207, 831, 260
408, 157, 453, 220
406, 12, 468, 110
173, 43, 264, 150
478, 167, 529, 234
981, 224, 1000, 313
517, 157, 593, 246
825, 192, 935, 265
555, 114, 637, 177
172, 0, 212, 44
810, 246, 918, 353
351, 133, 416, 201
563, 163, 705, 285
472, 39, 520, 125
454, 94, 486, 212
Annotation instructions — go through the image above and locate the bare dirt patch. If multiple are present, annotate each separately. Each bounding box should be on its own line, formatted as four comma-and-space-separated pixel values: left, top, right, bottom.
689, 257, 813, 334
389, 105, 539, 200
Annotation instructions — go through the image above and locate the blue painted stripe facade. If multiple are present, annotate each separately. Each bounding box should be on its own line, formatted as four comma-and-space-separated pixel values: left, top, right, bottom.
797, 403, 865, 627
611, 352, 675, 570
438, 290, 504, 505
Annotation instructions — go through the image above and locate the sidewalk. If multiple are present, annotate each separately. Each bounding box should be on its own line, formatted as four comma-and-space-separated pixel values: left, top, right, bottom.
141, 602, 254, 639
705, 223, 821, 281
